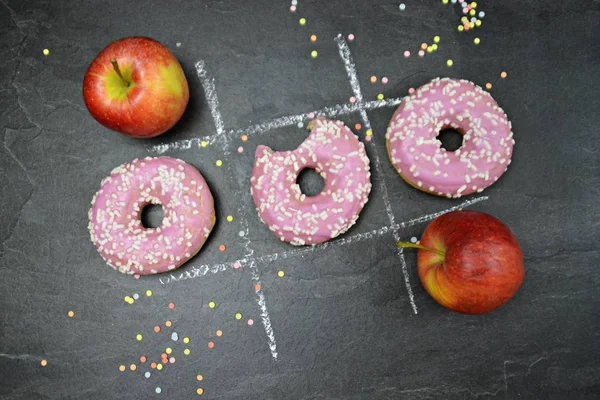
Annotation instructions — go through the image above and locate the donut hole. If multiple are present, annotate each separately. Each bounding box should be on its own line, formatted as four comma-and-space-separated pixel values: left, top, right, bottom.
141, 203, 164, 229
296, 168, 325, 197
437, 128, 464, 151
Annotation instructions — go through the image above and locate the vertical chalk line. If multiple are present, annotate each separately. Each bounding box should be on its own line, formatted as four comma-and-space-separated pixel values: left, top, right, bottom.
335, 33, 418, 314
195, 60, 225, 136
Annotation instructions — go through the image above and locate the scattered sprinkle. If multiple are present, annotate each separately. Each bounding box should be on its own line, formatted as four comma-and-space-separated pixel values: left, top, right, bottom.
410, 237, 418, 243
255, 283, 262, 291
151, 362, 157, 369
446, 59, 454, 67
349, 96, 356, 103
171, 332, 179, 341
310, 34, 317, 42
235, 312, 243, 320
43, 49, 50, 56
290, 5, 296, 12
365, 136, 372, 142
233, 261, 241, 269
299, 18, 306, 26
420, 43, 428, 50
67, 310, 74, 318
168, 302, 175, 309
145, 371, 151, 378
119, 364, 125, 372
434, 35, 441, 43
485, 82, 492, 90
133, 293, 139, 300
404, 50, 411, 58
347, 33, 355, 41
183, 337, 190, 344
432, 44, 438, 51
215, 160, 223, 167
382, 77, 389, 84
197, 388, 204, 395
500, 71, 507, 79
377, 93, 384, 100
399, 3, 406, 10
136, 334, 143, 341
140, 356, 147, 363
130, 364, 137, 371
241, 134, 248, 141
474, 37, 481, 45
238, 230, 245, 237
200, 140, 207, 148
219, 244, 226, 252
154, 326, 161, 333
248, 319, 254, 326
366, 129, 373, 136
418, 50, 425, 57
216, 330, 223, 337
155, 387, 162, 394
165, 320, 172, 327
208, 301, 216, 309
166, 347, 172, 355
146, 290, 153, 297
169, 357, 175, 364
197, 374, 204, 381
408, 87, 415, 94
237, 146, 244, 153
370, 76, 377, 84
310, 50, 318, 59
157, 363, 163, 371
184, 349, 191, 355
297, 122, 303, 128
354, 123, 362, 130
208, 341, 215, 349
227, 215, 234, 222
277, 270, 285, 277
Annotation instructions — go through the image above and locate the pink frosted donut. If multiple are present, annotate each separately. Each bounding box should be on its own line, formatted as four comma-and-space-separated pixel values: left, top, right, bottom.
88, 156, 216, 275
251, 118, 372, 246
386, 78, 514, 198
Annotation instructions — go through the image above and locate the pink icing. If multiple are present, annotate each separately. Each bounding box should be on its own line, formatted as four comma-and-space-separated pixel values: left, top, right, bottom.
386, 77, 514, 198
251, 118, 372, 246
88, 156, 215, 275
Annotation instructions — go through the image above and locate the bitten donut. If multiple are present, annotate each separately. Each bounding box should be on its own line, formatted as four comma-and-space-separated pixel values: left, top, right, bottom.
251, 118, 372, 246
88, 156, 216, 275
386, 78, 514, 198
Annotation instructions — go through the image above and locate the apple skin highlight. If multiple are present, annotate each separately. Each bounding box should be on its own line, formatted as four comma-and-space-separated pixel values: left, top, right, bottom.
83, 36, 189, 138
410, 210, 524, 314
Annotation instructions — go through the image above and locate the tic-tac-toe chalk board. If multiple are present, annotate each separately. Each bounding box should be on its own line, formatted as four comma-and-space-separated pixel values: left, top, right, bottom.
1, 1, 599, 399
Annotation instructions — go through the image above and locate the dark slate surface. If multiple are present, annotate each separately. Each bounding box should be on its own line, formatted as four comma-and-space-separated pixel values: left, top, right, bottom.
1, 0, 599, 399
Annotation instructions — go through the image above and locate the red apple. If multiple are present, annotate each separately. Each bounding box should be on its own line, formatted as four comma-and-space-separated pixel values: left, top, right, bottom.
399, 210, 524, 314
83, 36, 189, 138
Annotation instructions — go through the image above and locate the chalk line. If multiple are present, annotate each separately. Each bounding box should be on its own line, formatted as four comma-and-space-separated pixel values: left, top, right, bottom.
335, 33, 418, 315
195, 60, 225, 136
247, 260, 278, 359
148, 98, 403, 155
399, 196, 489, 228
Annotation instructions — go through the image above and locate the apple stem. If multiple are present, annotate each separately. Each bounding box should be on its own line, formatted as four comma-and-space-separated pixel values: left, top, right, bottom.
110, 58, 130, 87
397, 241, 446, 257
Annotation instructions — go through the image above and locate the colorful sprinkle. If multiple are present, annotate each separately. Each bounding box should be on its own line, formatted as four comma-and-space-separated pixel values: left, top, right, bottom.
418, 50, 425, 57
219, 244, 226, 252
255, 283, 262, 291
166, 347, 172, 354
370, 76, 377, 83
132, 293, 139, 300
434, 35, 441, 43
184, 349, 191, 355
118, 364, 125, 372
169, 357, 175, 364
215, 160, 223, 167
382, 77, 389, 84
130, 364, 137, 371
42, 49, 50, 56
197, 374, 204, 381
183, 337, 190, 344
347, 33, 355, 41
157, 363, 163, 371
136, 334, 143, 341
404, 50, 411, 58
216, 330, 223, 337
500, 71, 507, 79
446, 59, 454, 67
67, 310, 75, 318
140, 356, 147, 363
155, 387, 162, 394
310, 50, 318, 59
237, 146, 244, 153
200, 140, 207, 148
366, 129, 373, 136
354, 123, 362, 130
145, 372, 151, 378
208, 301, 216, 309
485, 82, 492, 90
474, 37, 481, 45
171, 332, 179, 341
377, 93, 384, 100
235, 312, 243, 320
197, 388, 204, 395
226, 215, 234, 222
299, 18, 306, 26
248, 319, 254, 326
420, 43, 428, 50
151, 362, 157, 369
154, 325, 161, 333
165, 320, 172, 327
408, 87, 415, 94
277, 270, 285, 277
290, 5, 296, 12
233, 261, 241, 269
146, 290, 153, 297
349, 96, 356, 103
208, 341, 215, 349
399, 3, 406, 10
310, 34, 317, 42
168, 302, 175, 309
241, 134, 248, 141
